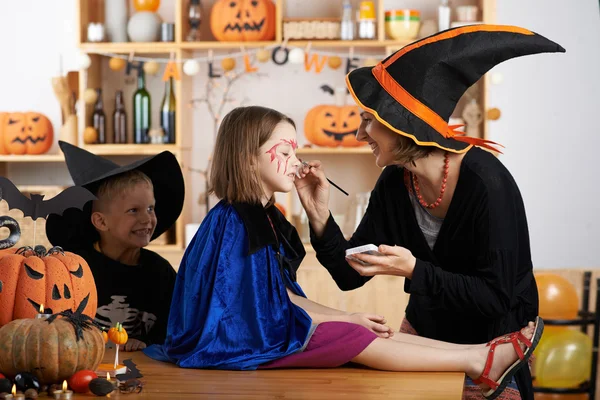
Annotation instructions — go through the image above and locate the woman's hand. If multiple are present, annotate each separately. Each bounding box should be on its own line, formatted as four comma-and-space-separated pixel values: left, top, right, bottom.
295, 160, 330, 236
346, 245, 417, 279
343, 313, 394, 338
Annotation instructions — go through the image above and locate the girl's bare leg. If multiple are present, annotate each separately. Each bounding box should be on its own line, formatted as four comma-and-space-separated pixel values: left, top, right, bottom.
388, 331, 478, 350
352, 322, 536, 390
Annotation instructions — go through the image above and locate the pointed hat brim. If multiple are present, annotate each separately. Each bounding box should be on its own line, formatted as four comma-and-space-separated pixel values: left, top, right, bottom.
46, 141, 185, 251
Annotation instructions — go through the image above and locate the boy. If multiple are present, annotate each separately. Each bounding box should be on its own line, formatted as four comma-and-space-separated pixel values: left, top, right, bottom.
46, 141, 184, 351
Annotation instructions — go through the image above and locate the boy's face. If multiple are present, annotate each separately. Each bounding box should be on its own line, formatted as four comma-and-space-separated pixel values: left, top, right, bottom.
258, 122, 300, 201
97, 182, 157, 249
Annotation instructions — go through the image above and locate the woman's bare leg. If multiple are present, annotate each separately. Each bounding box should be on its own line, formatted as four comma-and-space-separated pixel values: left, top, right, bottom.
352, 322, 537, 390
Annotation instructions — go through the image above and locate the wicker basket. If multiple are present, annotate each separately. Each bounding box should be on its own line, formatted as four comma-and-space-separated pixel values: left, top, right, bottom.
283, 18, 341, 40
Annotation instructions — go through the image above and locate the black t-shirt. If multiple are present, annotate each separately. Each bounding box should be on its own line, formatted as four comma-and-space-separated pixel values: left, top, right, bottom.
75, 245, 176, 346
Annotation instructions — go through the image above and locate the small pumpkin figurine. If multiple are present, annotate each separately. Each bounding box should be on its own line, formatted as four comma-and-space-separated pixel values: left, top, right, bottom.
108, 322, 128, 369
210, 0, 276, 42
0, 296, 105, 384
304, 105, 365, 147
0, 245, 98, 327
2, 112, 54, 155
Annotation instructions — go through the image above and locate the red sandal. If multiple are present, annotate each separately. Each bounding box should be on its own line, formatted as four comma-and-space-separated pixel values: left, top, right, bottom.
473, 316, 544, 400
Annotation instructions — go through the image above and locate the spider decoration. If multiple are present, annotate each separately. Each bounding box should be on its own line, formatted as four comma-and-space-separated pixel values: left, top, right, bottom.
46, 293, 101, 341
16, 245, 65, 257
118, 379, 145, 394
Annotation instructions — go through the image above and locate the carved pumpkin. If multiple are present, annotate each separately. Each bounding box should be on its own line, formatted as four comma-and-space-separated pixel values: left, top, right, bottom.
304, 105, 366, 147
0, 246, 98, 327
0, 307, 105, 384
210, 0, 276, 42
0, 113, 7, 155
3, 112, 54, 155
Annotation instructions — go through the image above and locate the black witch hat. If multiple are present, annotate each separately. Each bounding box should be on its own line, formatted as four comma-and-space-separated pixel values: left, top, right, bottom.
346, 24, 565, 153
46, 141, 185, 251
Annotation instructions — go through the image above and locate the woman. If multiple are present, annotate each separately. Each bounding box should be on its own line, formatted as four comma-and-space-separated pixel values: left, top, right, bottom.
296, 25, 565, 400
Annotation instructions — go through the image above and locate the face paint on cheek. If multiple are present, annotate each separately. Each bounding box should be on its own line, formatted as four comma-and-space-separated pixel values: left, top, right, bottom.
265, 143, 285, 173
265, 139, 297, 174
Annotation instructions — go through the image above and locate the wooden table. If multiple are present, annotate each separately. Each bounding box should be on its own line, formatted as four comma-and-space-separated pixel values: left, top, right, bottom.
71, 348, 465, 399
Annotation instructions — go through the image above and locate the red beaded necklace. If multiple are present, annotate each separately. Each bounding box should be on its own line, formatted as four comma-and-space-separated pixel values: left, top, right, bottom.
404, 152, 450, 210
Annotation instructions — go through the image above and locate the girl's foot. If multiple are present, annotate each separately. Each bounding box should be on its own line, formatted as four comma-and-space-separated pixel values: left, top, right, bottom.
467, 318, 543, 399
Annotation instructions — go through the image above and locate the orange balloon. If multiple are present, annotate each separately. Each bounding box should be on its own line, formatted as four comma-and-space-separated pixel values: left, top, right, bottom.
534, 273, 579, 320
133, 0, 160, 12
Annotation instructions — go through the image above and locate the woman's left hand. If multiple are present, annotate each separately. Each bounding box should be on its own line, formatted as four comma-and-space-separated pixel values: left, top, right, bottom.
346, 245, 417, 279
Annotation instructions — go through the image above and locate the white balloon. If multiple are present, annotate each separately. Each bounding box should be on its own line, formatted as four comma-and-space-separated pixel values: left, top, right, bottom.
77, 53, 92, 70
288, 48, 305, 64
183, 60, 200, 76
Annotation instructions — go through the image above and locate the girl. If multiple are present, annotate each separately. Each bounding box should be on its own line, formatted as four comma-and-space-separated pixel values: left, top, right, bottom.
143, 106, 543, 400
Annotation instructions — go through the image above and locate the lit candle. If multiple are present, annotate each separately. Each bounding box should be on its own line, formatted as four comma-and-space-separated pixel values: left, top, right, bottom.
35, 304, 49, 320
12, 383, 23, 400
106, 372, 117, 388
51, 381, 72, 400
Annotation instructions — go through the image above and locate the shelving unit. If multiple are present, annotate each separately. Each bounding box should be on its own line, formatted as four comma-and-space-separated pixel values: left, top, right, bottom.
0, 0, 494, 260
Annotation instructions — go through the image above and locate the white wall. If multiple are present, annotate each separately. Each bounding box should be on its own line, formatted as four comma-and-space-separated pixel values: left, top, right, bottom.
0, 0, 597, 269
488, 0, 600, 269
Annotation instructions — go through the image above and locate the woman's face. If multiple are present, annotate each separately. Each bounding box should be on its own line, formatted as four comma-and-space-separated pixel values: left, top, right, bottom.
356, 110, 399, 168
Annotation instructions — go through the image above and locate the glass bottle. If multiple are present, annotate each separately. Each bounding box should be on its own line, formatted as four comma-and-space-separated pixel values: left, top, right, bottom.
340, 0, 354, 40
113, 90, 127, 144
133, 68, 151, 144
160, 77, 176, 144
92, 88, 106, 144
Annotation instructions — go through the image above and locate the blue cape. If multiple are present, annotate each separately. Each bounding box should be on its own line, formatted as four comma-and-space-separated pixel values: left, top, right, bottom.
143, 201, 312, 370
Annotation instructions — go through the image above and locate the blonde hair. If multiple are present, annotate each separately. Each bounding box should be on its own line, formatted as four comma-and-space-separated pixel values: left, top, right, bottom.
92, 170, 153, 211
392, 133, 435, 165
209, 106, 296, 204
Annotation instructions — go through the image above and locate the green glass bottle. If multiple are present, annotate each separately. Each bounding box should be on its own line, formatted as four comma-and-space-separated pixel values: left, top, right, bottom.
160, 76, 176, 144
133, 68, 151, 144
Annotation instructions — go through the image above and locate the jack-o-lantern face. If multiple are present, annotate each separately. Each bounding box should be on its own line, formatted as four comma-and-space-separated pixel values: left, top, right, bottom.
3, 112, 54, 155
0, 249, 97, 327
304, 105, 366, 147
210, 0, 276, 42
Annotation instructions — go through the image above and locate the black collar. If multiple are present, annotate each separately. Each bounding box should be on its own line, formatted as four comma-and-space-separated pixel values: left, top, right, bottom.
231, 202, 278, 255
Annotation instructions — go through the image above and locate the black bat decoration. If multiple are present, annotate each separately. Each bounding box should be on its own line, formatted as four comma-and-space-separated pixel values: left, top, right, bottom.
0, 176, 96, 220
116, 359, 144, 380
320, 84, 335, 95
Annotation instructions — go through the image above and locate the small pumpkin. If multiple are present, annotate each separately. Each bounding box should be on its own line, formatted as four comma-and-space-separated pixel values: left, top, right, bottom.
3, 112, 54, 155
108, 322, 128, 345
101, 328, 108, 343
0, 304, 105, 384
0, 113, 7, 155
304, 105, 366, 147
0, 246, 98, 327
210, 0, 276, 42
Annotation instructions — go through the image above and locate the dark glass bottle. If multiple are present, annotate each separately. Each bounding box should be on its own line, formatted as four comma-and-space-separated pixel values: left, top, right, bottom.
113, 90, 127, 144
92, 88, 106, 144
133, 69, 151, 144
160, 77, 176, 144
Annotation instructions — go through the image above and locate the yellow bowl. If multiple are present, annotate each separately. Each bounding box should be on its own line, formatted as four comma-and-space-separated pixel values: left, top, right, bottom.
385, 9, 420, 41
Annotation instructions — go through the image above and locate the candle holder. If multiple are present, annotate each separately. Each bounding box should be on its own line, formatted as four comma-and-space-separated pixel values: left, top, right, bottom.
51, 381, 72, 400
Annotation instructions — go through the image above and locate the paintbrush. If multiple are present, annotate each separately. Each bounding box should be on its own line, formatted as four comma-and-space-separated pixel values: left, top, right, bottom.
297, 161, 349, 196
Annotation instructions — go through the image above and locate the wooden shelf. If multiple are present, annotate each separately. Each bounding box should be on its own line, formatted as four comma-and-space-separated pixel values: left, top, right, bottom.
296, 147, 372, 154
146, 244, 184, 252
81, 144, 183, 156
287, 40, 411, 48
0, 154, 64, 162
181, 41, 278, 50
79, 42, 176, 54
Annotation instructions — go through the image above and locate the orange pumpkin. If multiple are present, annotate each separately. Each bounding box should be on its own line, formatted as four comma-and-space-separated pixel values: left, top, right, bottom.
210, 0, 276, 42
304, 105, 366, 147
108, 322, 128, 345
0, 113, 7, 155
3, 112, 54, 155
0, 246, 98, 327
0, 311, 105, 384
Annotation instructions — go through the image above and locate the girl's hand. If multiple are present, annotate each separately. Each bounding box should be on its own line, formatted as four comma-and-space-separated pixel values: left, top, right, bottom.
343, 313, 394, 338
123, 338, 147, 352
346, 245, 417, 279
295, 160, 330, 235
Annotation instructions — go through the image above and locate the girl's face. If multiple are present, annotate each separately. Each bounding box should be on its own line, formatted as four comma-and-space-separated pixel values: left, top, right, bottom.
357, 110, 399, 168
257, 121, 300, 203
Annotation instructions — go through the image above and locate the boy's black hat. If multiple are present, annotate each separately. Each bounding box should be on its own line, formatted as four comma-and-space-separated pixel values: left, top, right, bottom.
46, 141, 185, 251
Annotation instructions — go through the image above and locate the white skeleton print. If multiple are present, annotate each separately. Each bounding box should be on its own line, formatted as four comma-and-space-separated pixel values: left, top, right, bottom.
95, 295, 157, 340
